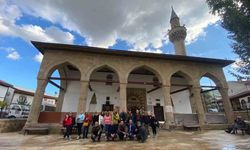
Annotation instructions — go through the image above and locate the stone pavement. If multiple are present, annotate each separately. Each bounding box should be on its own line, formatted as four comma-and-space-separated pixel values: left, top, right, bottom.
0, 130, 249, 150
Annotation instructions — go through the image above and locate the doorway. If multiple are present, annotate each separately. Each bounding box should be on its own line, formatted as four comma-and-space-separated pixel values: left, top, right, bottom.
127, 88, 146, 113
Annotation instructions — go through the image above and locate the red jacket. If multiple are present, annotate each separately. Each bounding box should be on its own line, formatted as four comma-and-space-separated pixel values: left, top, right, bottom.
63, 117, 72, 126
83, 114, 92, 126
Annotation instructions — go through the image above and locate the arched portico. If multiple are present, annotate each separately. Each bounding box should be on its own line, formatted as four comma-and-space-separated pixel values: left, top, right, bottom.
126, 64, 164, 84
164, 70, 197, 127
126, 65, 164, 118
26, 61, 82, 125
86, 64, 122, 112
199, 72, 234, 124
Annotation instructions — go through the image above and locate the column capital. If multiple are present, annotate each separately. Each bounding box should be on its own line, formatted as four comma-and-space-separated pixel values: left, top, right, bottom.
119, 82, 128, 85
162, 84, 171, 87
80, 80, 89, 83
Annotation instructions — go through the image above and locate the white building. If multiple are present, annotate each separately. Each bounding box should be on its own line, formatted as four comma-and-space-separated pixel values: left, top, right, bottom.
228, 81, 250, 96
0, 80, 57, 108
228, 81, 250, 110
0, 80, 15, 105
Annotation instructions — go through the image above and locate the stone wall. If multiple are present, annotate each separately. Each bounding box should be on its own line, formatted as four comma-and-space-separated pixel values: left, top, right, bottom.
0, 119, 26, 133
233, 111, 250, 120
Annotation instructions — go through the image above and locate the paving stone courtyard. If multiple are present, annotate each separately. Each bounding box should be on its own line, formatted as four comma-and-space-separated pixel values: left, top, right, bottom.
0, 130, 249, 150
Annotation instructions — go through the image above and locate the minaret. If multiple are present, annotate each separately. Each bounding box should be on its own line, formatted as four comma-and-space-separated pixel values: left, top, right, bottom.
168, 7, 187, 55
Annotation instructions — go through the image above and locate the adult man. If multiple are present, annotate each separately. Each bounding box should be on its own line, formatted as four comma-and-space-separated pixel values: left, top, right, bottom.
127, 119, 136, 140
119, 109, 127, 123
92, 111, 99, 126
136, 122, 147, 143
76, 111, 85, 139
231, 116, 246, 134
117, 120, 127, 140
91, 121, 102, 142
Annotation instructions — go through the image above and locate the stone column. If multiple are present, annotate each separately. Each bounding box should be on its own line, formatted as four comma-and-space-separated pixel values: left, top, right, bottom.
55, 89, 65, 112
219, 87, 234, 124
189, 88, 197, 113
26, 79, 48, 124
191, 86, 205, 126
162, 85, 175, 128
119, 83, 127, 112
77, 81, 89, 114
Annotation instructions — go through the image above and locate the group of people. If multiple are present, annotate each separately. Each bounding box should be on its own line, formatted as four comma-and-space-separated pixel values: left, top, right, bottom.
62, 109, 159, 143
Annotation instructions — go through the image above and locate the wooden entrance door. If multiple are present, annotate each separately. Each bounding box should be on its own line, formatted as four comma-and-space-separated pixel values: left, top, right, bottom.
154, 104, 165, 121
127, 88, 147, 113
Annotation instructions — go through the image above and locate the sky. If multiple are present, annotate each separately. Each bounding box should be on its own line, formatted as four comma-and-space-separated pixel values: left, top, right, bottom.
0, 0, 240, 96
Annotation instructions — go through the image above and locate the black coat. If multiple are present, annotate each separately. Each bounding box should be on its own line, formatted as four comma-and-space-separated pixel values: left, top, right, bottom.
149, 116, 159, 128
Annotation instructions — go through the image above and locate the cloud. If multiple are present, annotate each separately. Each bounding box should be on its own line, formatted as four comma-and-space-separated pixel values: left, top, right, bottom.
0, 1, 75, 62
16, 25, 74, 44
7, 51, 21, 60
0, 47, 15, 52
0, 47, 21, 60
129, 48, 163, 54
1, 0, 220, 55
12, 0, 219, 51
0, 1, 75, 44
34, 52, 43, 63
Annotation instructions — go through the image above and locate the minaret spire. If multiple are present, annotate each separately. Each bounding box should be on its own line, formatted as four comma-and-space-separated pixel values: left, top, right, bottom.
170, 6, 179, 22
168, 7, 187, 55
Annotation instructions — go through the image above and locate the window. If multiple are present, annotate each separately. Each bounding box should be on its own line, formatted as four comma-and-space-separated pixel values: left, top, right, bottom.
153, 76, 159, 87
241, 99, 247, 110
12, 105, 21, 111
106, 96, 110, 105
106, 74, 113, 85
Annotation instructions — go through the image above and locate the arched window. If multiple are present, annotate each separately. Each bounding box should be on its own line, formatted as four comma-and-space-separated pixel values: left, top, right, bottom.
241, 99, 247, 110
106, 74, 113, 85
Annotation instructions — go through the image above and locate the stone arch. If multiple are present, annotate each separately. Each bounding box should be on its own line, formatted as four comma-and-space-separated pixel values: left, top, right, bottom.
86, 64, 120, 82
199, 72, 224, 88
43, 60, 82, 80
168, 70, 194, 85
42, 61, 82, 112
199, 72, 229, 114
169, 70, 194, 114
126, 64, 164, 83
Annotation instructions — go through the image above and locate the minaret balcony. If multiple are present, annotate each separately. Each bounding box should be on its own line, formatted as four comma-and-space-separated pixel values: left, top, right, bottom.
168, 26, 187, 42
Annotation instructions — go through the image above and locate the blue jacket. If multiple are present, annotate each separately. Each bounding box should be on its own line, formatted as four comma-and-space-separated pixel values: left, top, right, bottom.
127, 123, 136, 135
76, 114, 85, 123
